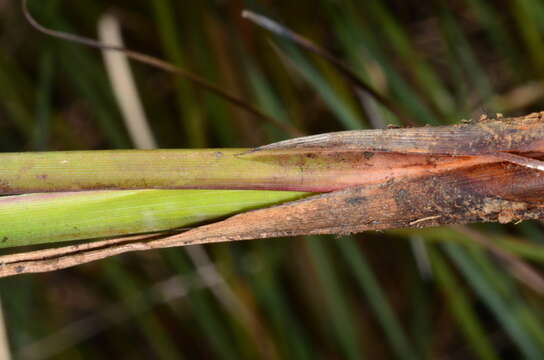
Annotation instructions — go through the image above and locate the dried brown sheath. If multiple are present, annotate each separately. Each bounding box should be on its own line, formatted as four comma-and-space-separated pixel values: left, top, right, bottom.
164, 160, 544, 243
3, 113, 544, 276
250, 113, 544, 155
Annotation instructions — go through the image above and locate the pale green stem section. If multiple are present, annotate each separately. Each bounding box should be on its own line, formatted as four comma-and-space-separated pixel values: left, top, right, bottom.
0, 189, 308, 248
0, 149, 361, 193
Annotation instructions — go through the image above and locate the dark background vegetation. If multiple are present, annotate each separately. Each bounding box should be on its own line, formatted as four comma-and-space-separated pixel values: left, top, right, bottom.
2, 0, 544, 359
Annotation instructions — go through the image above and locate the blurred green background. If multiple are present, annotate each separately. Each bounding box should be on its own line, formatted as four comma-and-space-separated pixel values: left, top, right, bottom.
2, 0, 544, 358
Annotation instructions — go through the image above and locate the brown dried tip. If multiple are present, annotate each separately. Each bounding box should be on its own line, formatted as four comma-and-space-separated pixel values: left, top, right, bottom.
248, 113, 544, 155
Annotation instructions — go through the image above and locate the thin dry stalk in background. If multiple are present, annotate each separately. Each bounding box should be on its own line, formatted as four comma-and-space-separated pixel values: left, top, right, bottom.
0, 297, 11, 360
96, 16, 279, 357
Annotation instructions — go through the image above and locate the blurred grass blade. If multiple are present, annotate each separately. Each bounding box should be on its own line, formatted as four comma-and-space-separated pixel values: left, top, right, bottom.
246, 62, 293, 140
467, 245, 544, 348
306, 236, 365, 360
150, 0, 205, 148
0, 52, 35, 137
393, 227, 544, 263
32, 51, 54, 151
243, 10, 414, 126
433, 0, 496, 113
511, 0, 544, 77
102, 260, 183, 360
465, 0, 523, 80
247, 253, 315, 360
0, 189, 307, 248
445, 243, 543, 359
409, 267, 431, 357
272, 41, 365, 130
360, 2, 455, 117
164, 251, 240, 360
319, 0, 438, 125
428, 246, 499, 360
337, 237, 418, 360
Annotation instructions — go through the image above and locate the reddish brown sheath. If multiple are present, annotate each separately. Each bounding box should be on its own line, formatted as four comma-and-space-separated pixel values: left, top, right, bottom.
153, 113, 544, 246
151, 159, 544, 248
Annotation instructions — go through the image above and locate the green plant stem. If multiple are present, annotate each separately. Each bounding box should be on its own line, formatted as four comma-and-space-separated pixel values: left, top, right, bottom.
0, 149, 367, 193
0, 189, 308, 248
